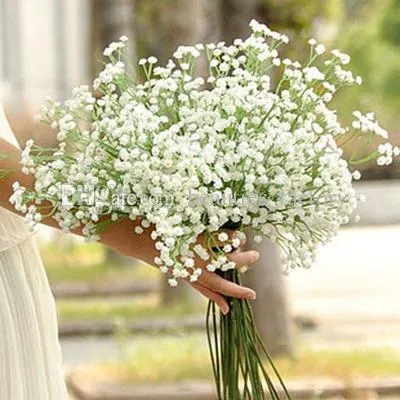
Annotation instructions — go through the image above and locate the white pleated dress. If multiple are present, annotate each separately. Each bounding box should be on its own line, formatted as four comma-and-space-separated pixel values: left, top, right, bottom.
0, 105, 68, 400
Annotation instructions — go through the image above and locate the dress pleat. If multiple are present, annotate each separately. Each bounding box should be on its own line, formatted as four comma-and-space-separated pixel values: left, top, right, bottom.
0, 103, 67, 399
0, 236, 68, 400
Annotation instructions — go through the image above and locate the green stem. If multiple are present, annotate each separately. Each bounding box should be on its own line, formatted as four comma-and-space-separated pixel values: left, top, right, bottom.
206, 302, 221, 399
206, 269, 292, 399
212, 302, 221, 396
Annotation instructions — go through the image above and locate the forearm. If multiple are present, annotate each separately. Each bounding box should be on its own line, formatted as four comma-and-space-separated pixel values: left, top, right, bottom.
30, 126, 58, 148
0, 138, 153, 259
0, 143, 257, 307
11, 120, 58, 149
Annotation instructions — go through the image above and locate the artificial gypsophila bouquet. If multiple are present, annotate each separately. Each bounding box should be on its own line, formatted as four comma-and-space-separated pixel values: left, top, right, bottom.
11, 19, 398, 399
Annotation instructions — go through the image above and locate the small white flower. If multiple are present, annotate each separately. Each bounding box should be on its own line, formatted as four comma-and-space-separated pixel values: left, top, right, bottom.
272, 58, 281, 66
315, 44, 326, 55
103, 48, 112, 57
135, 226, 144, 235
308, 38, 317, 46
207, 263, 217, 272
218, 232, 229, 242
304, 67, 325, 82
359, 194, 367, 203
148, 56, 158, 64
142, 220, 151, 228
11, 20, 390, 283
210, 59, 219, 68
254, 235, 263, 243
331, 49, 351, 65
232, 238, 241, 248
168, 278, 178, 287
76, 211, 85, 219
352, 171, 361, 180
223, 244, 232, 253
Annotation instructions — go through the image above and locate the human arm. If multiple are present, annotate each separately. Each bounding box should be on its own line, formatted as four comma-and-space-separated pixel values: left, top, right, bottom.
0, 137, 258, 314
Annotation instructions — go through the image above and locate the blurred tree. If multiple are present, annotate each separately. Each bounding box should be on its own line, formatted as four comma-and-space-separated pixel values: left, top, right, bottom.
158, 0, 221, 73
91, 0, 136, 77
381, 0, 400, 47
135, 0, 162, 62
221, 0, 257, 41
91, 0, 137, 266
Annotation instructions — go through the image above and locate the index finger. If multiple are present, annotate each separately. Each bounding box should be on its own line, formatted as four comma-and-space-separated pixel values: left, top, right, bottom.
198, 269, 256, 300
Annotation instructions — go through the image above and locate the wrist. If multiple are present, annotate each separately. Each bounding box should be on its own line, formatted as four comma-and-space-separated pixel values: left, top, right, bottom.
100, 217, 158, 265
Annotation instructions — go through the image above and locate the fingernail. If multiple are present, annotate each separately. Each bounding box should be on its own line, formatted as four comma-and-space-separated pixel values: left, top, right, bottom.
251, 251, 260, 263
222, 305, 230, 315
246, 290, 257, 301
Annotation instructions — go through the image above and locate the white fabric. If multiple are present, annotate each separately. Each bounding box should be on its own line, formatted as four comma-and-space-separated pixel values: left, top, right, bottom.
0, 104, 68, 399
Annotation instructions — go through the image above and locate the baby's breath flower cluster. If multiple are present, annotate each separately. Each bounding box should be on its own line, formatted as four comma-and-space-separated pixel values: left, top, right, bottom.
11, 20, 397, 284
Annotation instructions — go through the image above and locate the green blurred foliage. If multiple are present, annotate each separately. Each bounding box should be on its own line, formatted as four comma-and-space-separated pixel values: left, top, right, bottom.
322, 0, 346, 22
257, 0, 344, 31
254, 0, 344, 66
333, 0, 400, 178
381, 0, 400, 46
382, 67, 400, 98
345, 0, 375, 17
257, 0, 320, 32
334, 0, 400, 128
135, 0, 161, 61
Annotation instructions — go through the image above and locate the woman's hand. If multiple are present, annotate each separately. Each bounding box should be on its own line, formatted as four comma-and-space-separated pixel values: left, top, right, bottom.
0, 140, 258, 314
101, 218, 259, 315
0, 136, 258, 314
190, 231, 258, 315
1, 122, 258, 315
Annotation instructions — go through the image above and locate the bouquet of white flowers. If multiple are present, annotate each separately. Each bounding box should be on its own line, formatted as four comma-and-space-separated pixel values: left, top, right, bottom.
11, 20, 397, 399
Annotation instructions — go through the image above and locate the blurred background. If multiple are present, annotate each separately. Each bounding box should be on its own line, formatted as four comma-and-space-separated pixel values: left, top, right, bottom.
1, 0, 400, 399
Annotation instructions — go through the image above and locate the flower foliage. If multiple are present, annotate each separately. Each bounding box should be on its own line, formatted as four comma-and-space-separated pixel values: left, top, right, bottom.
11, 21, 397, 283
